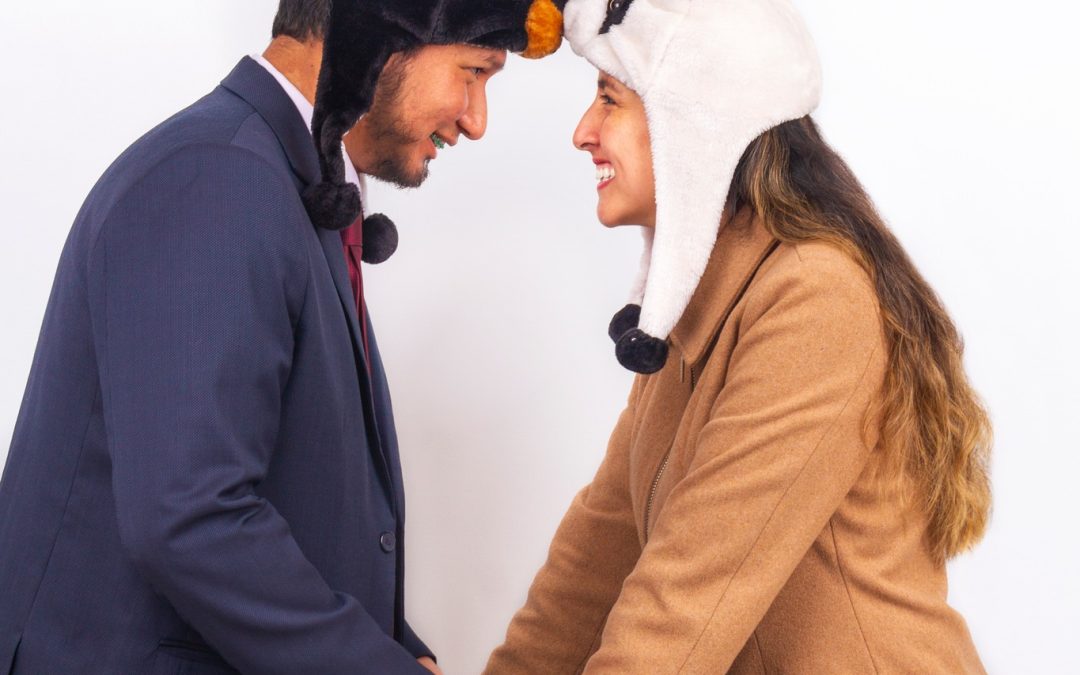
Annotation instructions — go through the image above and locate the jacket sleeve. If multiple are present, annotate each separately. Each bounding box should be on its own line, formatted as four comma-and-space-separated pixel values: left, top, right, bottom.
484, 383, 645, 674
584, 253, 888, 674
402, 619, 435, 661
89, 144, 427, 675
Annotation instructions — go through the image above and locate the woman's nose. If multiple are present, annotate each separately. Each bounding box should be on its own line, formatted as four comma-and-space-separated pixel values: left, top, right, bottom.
573, 104, 601, 151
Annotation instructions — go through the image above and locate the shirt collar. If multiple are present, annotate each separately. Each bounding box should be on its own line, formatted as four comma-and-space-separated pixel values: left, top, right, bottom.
251, 54, 367, 213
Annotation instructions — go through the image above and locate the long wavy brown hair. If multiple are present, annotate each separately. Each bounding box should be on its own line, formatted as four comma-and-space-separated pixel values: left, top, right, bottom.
730, 116, 992, 562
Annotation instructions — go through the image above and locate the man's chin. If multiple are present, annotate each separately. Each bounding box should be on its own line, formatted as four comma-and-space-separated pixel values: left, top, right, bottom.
369, 157, 430, 190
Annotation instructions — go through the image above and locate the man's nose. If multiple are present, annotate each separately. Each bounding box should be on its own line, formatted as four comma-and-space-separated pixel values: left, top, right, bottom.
458, 86, 488, 140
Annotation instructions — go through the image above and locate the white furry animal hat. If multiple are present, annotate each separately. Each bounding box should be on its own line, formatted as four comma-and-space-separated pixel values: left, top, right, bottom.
563, 0, 822, 373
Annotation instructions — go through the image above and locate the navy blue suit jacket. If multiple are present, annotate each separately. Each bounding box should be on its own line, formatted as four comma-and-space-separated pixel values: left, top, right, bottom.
0, 58, 432, 674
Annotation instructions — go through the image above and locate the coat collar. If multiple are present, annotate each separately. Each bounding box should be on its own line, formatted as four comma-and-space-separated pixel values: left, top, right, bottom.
669, 205, 780, 368
220, 56, 321, 187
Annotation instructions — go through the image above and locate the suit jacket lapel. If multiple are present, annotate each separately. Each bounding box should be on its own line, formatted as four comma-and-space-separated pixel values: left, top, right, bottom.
221, 57, 321, 185
315, 229, 397, 511
220, 58, 397, 508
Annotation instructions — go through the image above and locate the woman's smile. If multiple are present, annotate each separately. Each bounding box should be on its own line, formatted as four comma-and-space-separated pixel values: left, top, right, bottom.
595, 160, 616, 190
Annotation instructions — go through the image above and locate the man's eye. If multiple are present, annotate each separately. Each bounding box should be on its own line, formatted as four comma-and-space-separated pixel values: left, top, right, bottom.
468, 67, 485, 77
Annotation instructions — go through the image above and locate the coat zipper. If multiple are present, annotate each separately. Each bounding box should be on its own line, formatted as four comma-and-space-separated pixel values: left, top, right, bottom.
643, 448, 672, 542
641, 242, 782, 544
644, 357, 692, 542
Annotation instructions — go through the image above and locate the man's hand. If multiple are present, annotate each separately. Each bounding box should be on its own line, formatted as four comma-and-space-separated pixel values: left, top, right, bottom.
418, 656, 443, 674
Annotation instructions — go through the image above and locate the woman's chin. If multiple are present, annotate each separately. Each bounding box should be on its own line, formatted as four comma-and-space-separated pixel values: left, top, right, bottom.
597, 204, 631, 228
597, 206, 652, 229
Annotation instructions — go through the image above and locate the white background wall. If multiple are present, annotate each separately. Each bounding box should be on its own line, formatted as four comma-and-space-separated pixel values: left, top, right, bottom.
1, 1, 1077, 672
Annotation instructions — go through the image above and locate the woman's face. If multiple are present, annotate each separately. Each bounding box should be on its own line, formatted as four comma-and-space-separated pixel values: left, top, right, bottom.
573, 72, 656, 228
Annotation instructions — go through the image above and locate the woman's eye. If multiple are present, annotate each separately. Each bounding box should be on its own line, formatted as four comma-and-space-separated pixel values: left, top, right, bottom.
600, 94, 616, 105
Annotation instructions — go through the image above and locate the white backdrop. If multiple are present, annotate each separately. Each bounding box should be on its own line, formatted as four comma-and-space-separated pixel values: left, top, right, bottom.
2, 1, 1078, 673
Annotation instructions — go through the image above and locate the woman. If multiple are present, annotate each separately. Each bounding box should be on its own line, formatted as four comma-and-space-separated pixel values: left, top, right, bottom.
486, 0, 991, 672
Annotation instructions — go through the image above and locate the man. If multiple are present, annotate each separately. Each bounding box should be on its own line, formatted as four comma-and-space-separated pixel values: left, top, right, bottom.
0, 1, 564, 673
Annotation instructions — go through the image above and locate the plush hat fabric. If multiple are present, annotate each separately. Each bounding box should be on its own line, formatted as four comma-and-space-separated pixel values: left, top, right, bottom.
305, 0, 568, 246
563, 0, 822, 373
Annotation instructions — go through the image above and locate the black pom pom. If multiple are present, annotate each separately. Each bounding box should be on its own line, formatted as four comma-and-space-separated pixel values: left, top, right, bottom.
360, 213, 399, 264
615, 328, 668, 374
302, 181, 361, 231
608, 303, 641, 343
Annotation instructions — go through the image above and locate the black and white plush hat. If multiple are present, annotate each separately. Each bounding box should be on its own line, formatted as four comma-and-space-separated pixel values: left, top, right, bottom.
305, 0, 568, 254
564, 0, 822, 373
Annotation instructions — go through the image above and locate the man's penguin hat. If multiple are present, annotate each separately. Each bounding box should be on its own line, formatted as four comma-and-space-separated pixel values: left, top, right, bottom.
563, 0, 822, 373
305, 0, 568, 259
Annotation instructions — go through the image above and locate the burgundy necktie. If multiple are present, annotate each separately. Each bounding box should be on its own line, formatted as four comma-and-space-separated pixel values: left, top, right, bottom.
340, 218, 371, 374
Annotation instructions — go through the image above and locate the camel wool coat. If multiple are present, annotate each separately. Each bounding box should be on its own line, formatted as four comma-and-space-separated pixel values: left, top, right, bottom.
485, 208, 984, 674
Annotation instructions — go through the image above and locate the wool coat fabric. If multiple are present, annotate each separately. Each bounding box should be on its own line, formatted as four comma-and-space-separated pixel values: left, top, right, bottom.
486, 208, 984, 674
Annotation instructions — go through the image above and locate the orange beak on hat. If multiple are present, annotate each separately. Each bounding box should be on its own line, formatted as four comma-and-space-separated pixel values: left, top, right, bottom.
523, 0, 566, 59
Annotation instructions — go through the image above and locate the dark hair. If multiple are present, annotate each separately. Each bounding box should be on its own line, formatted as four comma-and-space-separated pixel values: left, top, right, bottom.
731, 117, 992, 563
272, 0, 330, 41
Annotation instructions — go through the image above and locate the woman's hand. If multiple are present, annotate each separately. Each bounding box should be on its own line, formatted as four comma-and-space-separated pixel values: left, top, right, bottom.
418, 656, 444, 674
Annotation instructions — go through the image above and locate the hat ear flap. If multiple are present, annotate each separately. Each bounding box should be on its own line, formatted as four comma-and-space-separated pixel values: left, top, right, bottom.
304, 104, 366, 231
629, 95, 750, 371
306, 2, 413, 231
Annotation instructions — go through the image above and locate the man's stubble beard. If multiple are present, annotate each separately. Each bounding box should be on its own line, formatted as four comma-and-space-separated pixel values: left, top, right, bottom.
363, 56, 430, 190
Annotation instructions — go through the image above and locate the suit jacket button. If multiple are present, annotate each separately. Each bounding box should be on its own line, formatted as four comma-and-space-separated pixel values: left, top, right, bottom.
380, 532, 397, 553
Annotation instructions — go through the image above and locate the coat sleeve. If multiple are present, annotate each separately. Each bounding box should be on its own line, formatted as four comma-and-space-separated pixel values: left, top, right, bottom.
89, 144, 427, 675
583, 252, 888, 674
484, 383, 645, 674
